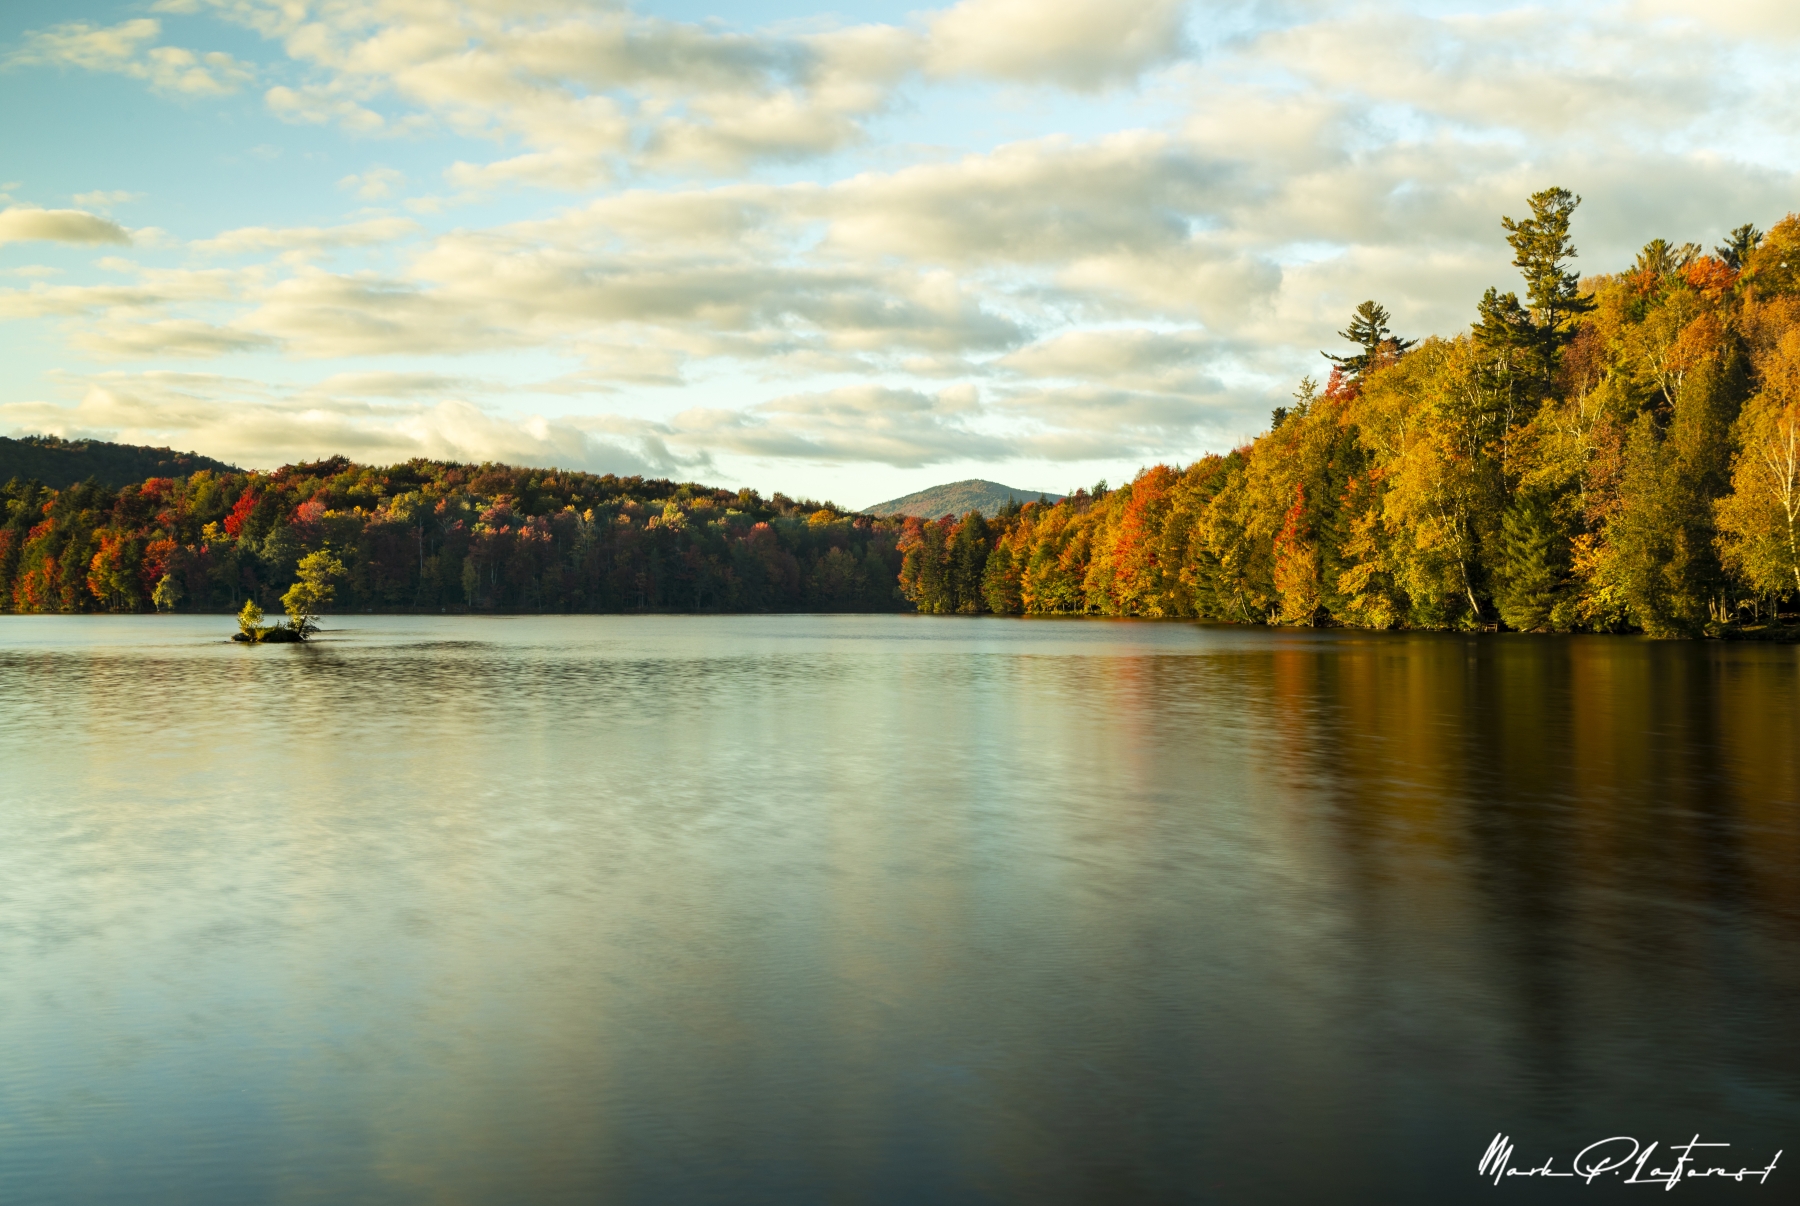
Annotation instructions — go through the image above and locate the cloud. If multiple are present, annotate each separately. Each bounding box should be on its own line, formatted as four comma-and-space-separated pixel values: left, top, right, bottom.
8, 18, 255, 96
390, 399, 689, 476
70, 320, 275, 359
3, 374, 695, 477
240, 268, 506, 357
446, 150, 611, 192
9, 17, 160, 69
1241, 8, 1726, 142
204, 222, 1028, 362
265, 83, 394, 133
655, 374, 1241, 468
191, 217, 422, 255
0, 267, 254, 368
991, 382, 1235, 450
0, 206, 131, 247
72, 190, 143, 209
1627, 0, 1800, 39
150, 0, 1186, 183
669, 385, 1013, 467
304, 371, 480, 398
998, 327, 1219, 391
337, 167, 405, 200
926, 0, 1190, 89
818, 133, 1227, 264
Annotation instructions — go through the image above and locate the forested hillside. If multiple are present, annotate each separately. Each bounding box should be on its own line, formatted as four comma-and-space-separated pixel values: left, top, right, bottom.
5, 189, 1799, 635
0, 435, 241, 491
863, 479, 1063, 519
899, 192, 1800, 637
1, 459, 904, 614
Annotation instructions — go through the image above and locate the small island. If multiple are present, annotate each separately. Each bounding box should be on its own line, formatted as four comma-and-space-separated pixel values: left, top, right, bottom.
232, 551, 342, 643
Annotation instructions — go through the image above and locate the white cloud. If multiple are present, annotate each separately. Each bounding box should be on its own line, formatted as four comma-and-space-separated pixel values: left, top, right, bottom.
265, 83, 392, 133
1627, 0, 1800, 38
818, 133, 1225, 264
240, 267, 506, 357
191, 217, 422, 255
304, 370, 479, 398
1241, 8, 1724, 142
72, 190, 144, 209
998, 328, 1218, 390
8, 18, 255, 96
669, 385, 1014, 467
144, 0, 1186, 183
337, 167, 405, 199
71, 319, 275, 359
653, 374, 1241, 469
446, 149, 611, 192
0, 267, 250, 349
3, 374, 695, 477
926, 0, 1190, 89
0, 206, 132, 247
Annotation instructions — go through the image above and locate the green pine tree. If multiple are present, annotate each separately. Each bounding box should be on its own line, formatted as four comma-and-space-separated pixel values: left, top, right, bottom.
1494, 492, 1570, 631
1715, 223, 1764, 270
1324, 301, 1416, 379
947, 511, 990, 613
1499, 187, 1596, 381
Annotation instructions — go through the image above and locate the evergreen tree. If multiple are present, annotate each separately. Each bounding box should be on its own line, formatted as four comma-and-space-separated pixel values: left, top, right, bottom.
1273, 376, 1319, 430
1314, 429, 1368, 620
1499, 188, 1596, 379
1715, 223, 1764, 270
982, 538, 1023, 614
1473, 288, 1532, 347
1324, 301, 1415, 379
1494, 491, 1570, 631
947, 511, 991, 613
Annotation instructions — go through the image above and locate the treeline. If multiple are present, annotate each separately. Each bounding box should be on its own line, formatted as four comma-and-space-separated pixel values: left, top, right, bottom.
8, 191, 1800, 636
0, 458, 906, 614
0, 434, 241, 492
900, 192, 1800, 637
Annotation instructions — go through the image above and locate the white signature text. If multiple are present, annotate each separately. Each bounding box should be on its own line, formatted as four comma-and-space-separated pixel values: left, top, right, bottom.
1479, 1134, 1782, 1189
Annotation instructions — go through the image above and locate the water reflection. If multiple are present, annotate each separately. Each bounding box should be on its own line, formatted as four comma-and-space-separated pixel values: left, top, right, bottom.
1, 616, 1796, 1204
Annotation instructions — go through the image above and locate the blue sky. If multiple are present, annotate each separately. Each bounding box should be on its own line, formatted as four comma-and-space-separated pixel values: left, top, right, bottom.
2, 0, 1797, 507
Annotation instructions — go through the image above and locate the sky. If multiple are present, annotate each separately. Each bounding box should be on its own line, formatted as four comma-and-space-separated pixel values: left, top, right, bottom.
1, 0, 1797, 509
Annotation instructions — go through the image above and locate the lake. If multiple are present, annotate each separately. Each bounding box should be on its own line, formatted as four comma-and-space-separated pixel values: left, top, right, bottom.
2, 615, 1797, 1203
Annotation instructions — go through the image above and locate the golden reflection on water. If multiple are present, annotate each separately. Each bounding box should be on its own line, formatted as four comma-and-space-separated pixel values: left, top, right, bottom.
1, 616, 1797, 1204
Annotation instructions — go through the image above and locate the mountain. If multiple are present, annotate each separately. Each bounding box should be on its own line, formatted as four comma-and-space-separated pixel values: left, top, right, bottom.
862, 478, 1064, 519
0, 435, 243, 491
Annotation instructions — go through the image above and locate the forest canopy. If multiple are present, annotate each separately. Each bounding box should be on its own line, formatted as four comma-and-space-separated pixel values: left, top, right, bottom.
1, 460, 906, 616
899, 192, 1800, 638
5, 190, 1800, 637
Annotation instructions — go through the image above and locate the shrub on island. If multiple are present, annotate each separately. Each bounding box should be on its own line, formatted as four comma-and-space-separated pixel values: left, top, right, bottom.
231, 550, 343, 643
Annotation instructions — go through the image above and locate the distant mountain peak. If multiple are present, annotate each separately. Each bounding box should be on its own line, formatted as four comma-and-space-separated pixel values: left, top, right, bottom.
862, 478, 1063, 520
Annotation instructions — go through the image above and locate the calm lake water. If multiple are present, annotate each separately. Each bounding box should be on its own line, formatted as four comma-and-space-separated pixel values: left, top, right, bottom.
1, 615, 1797, 1204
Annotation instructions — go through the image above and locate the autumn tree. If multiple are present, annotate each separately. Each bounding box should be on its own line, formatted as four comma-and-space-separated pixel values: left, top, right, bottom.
1350, 338, 1505, 625
236, 599, 265, 640
1717, 328, 1800, 603
1740, 215, 1800, 299
280, 549, 346, 638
